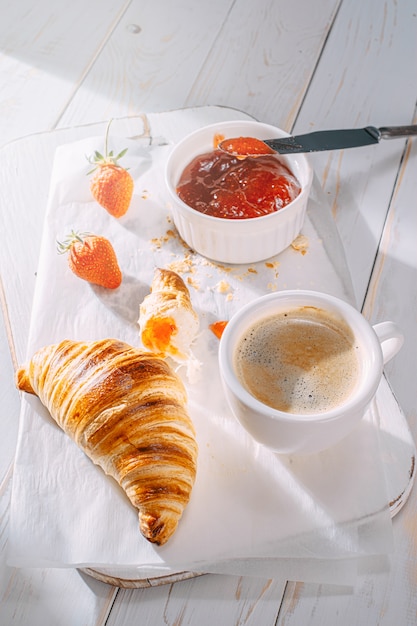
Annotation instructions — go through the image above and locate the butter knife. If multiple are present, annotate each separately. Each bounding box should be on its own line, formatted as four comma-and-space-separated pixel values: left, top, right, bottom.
264, 125, 417, 154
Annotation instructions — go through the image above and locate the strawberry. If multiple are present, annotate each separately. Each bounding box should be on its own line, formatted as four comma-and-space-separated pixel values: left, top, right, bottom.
57, 231, 122, 289
88, 121, 134, 218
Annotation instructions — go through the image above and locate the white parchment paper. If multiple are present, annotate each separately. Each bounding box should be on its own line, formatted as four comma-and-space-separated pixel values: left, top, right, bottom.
8, 132, 393, 582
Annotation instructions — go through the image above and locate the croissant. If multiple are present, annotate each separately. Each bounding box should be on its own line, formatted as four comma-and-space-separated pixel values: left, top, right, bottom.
139, 268, 199, 363
15, 338, 198, 545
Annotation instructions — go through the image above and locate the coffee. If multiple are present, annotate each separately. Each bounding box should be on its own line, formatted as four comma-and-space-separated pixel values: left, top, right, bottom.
234, 306, 360, 414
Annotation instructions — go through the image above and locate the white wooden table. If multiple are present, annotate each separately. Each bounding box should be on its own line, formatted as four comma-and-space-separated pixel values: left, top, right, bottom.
0, 1, 416, 624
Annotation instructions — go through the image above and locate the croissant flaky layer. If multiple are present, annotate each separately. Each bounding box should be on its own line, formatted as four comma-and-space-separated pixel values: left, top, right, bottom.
15, 338, 198, 545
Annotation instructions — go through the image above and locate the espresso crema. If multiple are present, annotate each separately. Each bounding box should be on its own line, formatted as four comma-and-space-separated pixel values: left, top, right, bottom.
234, 306, 360, 414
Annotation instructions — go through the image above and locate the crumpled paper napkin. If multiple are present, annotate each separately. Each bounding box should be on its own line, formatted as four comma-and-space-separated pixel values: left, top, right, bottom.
8, 132, 393, 583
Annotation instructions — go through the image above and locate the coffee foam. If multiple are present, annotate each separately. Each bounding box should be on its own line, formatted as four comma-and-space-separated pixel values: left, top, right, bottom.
234, 306, 360, 415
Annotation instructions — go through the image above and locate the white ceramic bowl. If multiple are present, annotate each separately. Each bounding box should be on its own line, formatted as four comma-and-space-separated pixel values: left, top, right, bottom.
218, 290, 403, 455
165, 120, 313, 264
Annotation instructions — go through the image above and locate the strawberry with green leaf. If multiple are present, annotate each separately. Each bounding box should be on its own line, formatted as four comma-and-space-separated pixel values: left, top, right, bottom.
88, 121, 134, 218
57, 231, 122, 289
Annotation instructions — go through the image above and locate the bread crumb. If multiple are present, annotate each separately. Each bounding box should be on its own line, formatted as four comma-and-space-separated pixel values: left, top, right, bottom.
150, 229, 177, 250
187, 276, 200, 290
215, 264, 233, 273
216, 280, 231, 293
233, 267, 261, 281
168, 255, 195, 275
264, 259, 280, 278
291, 234, 309, 255
265, 261, 279, 269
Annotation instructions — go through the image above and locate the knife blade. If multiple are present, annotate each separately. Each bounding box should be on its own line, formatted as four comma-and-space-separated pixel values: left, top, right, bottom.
264, 125, 417, 154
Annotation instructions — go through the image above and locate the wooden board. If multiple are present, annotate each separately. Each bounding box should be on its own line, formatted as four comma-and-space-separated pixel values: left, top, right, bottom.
2, 108, 414, 588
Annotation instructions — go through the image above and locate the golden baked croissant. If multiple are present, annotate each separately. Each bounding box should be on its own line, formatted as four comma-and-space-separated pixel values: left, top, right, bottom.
15, 338, 198, 545
139, 268, 199, 363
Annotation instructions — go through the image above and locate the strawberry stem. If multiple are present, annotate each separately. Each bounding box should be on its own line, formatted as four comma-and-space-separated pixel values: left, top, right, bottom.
86, 118, 129, 173
104, 118, 112, 158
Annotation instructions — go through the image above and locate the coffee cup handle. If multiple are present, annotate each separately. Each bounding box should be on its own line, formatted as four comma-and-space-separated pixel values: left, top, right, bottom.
373, 321, 404, 364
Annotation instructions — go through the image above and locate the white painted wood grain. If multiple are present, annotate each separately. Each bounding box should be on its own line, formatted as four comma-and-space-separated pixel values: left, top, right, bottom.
56, 0, 341, 132
0, 299, 19, 480
0, 465, 118, 626
363, 134, 417, 422
0, 0, 416, 623
184, 0, 342, 130
278, 510, 417, 626
291, 0, 417, 307
0, 0, 129, 146
57, 0, 236, 127
275, 0, 417, 622
105, 575, 286, 626
0, 4, 134, 624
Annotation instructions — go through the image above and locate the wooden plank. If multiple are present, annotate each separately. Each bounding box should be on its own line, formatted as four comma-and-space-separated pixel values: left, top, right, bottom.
290, 0, 417, 307
0, 468, 118, 626
277, 2, 417, 626
57, 0, 340, 130
105, 575, 286, 626
363, 134, 417, 421
184, 0, 342, 130
57, 0, 236, 127
0, 292, 19, 480
278, 507, 417, 625
0, 0, 129, 146
0, 5, 129, 624
0, 0, 414, 623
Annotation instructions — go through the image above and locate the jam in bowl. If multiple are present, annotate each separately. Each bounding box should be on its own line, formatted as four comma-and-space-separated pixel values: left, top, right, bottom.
165, 120, 313, 265
176, 146, 301, 220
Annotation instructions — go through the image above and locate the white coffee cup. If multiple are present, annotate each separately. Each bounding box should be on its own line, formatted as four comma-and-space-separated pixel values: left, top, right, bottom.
218, 290, 403, 455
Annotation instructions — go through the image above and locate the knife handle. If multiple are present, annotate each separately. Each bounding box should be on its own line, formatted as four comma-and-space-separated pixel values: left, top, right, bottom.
378, 125, 417, 139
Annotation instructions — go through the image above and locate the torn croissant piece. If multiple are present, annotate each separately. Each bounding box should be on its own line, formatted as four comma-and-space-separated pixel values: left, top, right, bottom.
139, 268, 199, 364
15, 338, 198, 546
